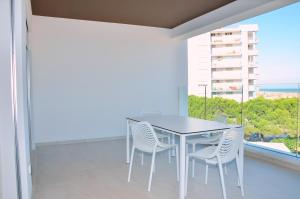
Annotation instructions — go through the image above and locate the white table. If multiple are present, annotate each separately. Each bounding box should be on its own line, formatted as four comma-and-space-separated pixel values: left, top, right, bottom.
126, 115, 243, 199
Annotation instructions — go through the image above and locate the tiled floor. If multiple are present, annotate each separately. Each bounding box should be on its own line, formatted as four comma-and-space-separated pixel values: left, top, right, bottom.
32, 139, 300, 199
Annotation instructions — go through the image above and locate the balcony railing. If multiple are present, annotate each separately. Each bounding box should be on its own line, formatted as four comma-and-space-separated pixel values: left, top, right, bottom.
248, 62, 258, 68
212, 72, 242, 80
211, 36, 241, 45
248, 39, 259, 43
188, 83, 300, 157
248, 73, 259, 79
212, 49, 242, 57
248, 49, 259, 55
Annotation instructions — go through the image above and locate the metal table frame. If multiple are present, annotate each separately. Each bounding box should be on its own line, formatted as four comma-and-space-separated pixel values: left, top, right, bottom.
126, 115, 244, 199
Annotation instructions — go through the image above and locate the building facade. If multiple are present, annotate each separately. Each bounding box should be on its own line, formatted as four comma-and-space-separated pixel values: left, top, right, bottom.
188, 24, 259, 102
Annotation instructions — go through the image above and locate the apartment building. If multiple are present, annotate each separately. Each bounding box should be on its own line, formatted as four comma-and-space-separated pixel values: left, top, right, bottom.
188, 24, 259, 102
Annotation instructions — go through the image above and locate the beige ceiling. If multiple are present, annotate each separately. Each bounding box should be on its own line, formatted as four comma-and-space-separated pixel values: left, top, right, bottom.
31, 0, 235, 28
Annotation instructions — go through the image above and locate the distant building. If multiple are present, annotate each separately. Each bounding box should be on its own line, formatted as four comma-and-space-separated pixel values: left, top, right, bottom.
188, 24, 259, 102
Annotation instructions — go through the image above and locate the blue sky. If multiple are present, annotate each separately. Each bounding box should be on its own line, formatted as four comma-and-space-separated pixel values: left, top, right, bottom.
231, 2, 300, 85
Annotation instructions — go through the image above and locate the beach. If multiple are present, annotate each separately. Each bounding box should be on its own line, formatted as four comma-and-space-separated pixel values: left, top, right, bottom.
257, 91, 299, 99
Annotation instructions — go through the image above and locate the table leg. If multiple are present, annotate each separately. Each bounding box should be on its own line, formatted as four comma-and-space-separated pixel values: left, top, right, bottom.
126, 119, 130, 163
171, 134, 176, 156
179, 135, 186, 199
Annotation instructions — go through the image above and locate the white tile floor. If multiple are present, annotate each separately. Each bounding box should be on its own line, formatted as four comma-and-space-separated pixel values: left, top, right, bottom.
32, 139, 300, 199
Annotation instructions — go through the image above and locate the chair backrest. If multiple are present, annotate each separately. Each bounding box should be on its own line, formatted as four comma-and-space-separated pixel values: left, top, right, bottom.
130, 121, 159, 150
215, 128, 243, 164
209, 114, 227, 137
214, 114, 227, 124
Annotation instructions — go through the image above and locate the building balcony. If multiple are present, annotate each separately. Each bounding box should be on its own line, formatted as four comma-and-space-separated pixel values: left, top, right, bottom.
212, 61, 242, 68
248, 39, 259, 43
248, 49, 259, 55
212, 71, 242, 80
211, 36, 241, 45
249, 73, 259, 79
248, 85, 257, 91
212, 50, 242, 57
212, 88, 242, 93
212, 82, 242, 91
248, 62, 258, 68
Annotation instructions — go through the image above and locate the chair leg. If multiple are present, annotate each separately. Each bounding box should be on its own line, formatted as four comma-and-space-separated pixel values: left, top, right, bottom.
128, 146, 135, 182
205, 164, 208, 184
141, 152, 144, 165
217, 157, 227, 199
168, 136, 171, 164
148, 150, 156, 192
236, 157, 244, 196
192, 144, 196, 178
236, 159, 240, 186
175, 145, 179, 181
185, 156, 189, 196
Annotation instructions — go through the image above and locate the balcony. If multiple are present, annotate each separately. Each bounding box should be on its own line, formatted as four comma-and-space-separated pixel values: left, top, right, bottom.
212, 71, 242, 80
212, 59, 242, 68
212, 49, 242, 57
248, 49, 259, 55
212, 83, 242, 92
211, 36, 241, 45
248, 39, 259, 43
248, 85, 256, 91
212, 62, 242, 69
4, 0, 300, 199
248, 73, 259, 79
248, 62, 258, 68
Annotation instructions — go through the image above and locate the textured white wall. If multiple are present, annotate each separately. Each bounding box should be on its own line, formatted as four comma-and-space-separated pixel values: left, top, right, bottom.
31, 16, 187, 144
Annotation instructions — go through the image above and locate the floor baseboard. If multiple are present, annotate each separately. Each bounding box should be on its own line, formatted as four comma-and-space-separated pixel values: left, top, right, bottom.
35, 136, 126, 147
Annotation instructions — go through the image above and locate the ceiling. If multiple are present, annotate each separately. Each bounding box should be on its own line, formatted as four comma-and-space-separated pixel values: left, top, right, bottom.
31, 0, 235, 28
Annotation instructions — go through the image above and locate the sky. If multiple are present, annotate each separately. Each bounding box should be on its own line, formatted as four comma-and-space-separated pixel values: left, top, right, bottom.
231, 1, 300, 86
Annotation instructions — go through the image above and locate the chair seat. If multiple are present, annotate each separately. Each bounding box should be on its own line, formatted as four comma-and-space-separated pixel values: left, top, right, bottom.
189, 146, 217, 160
187, 134, 220, 145
188, 144, 235, 165
136, 143, 176, 153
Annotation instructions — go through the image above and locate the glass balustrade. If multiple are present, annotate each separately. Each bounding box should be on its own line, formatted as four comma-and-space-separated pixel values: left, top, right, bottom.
188, 83, 300, 157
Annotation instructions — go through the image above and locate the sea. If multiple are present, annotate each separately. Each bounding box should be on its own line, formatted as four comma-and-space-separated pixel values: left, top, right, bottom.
260, 88, 300, 93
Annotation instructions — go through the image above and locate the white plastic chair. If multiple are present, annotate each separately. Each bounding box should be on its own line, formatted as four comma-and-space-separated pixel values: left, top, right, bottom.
186, 114, 228, 177
139, 112, 172, 165
185, 128, 244, 199
128, 121, 179, 191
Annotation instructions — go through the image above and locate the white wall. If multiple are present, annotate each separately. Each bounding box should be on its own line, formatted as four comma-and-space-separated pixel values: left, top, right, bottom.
31, 16, 187, 144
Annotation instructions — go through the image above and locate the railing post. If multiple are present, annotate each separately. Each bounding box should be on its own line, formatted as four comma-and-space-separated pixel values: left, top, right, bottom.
199, 84, 207, 119
204, 85, 207, 119
241, 85, 244, 125
297, 83, 300, 157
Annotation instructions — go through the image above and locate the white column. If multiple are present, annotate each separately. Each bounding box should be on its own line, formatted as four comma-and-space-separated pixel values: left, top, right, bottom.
0, 0, 20, 198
